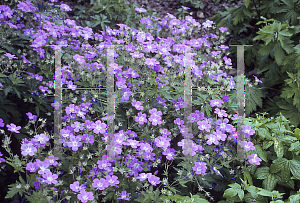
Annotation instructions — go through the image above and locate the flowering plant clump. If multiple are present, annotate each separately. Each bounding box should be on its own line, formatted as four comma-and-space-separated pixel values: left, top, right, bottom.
0, 0, 263, 202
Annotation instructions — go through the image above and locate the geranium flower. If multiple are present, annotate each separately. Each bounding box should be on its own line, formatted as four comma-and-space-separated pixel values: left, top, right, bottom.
42, 172, 58, 185
77, 190, 94, 203
247, 154, 262, 165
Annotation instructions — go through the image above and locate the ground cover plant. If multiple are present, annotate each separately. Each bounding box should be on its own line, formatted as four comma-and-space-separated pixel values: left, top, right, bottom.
1, 0, 300, 203
206, 0, 300, 129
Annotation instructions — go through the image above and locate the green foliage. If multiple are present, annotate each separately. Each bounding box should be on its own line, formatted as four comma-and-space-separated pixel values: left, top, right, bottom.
72, 0, 160, 33
209, 0, 300, 128
219, 112, 300, 202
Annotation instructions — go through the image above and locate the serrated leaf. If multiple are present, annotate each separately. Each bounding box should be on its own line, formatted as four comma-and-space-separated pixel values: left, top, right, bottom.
281, 163, 290, 182
256, 128, 272, 139
289, 159, 300, 179
262, 174, 278, 191
262, 140, 274, 150
5, 184, 20, 199
274, 43, 285, 65
245, 86, 263, 116
270, 158, 288, 173
254, 166, 270, 179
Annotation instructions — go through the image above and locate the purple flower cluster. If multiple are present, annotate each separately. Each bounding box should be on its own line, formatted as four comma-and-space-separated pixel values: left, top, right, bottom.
0, 1, 265, 202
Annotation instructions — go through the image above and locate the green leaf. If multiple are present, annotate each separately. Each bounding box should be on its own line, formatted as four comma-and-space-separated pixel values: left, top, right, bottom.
254, 166, 270, 179
293, 128, 300, 140
5, 184, 20, 199
270, 158, 288, 173
256, 128, 272, 139
244, 170, 253, 185
223, 188, 238, 198
253, 144, 268, 162
257, 188, 273, 197
244, 0, 251, 8
237, 190, 244, 201
245, 86, 263, 116
281, 163, 290, 182
274, 43, 286, 65
228, 183, 241, 190
262, 174, 278, 191
245, 185, 258, 198
289, 159, 300, 179
289, 141, 300, 155
262, 140, 274, 150
0, 73, 8, 77
274, 138, 284, 158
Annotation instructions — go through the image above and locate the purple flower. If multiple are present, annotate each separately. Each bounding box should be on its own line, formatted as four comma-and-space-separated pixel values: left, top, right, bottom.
192, 161, 207, 174
223, 56, 232, 66
132, 100, 144, 110
139, 142, 153, 153
60, 4, 72, 12
197, 120, 211, 132
243, 125, 255, 135
70, 181, 86, 193
181, 5, 190, 9
45, 155, 59, 166
36, 160, 51, 175
222, 95, 230, 102
162, 148, 176, 160
205, 133, 219, 145
145, 58, 159, 67
21, 142, 37, 156
4, 53, 17, 59
253, 75, 263, 83
219, 27, 228, 33
26, 112, 37, 120
26, 162, 38, 173
148, 115, 162, 126
154, 136, 171, 149
77, 189, 94, 203
71, 121, 84, 133
42, 172, 58, 185
67, 135, 82, 151
135, 8, 147, 13
97, 159, 111, 170
135, 112, 148, 125
105, 175, 120, 187
21, 55, 31, 63
247, 154, 262, 165
33, 181, 40, 189
0, 118, 4, 127
32, 133, 49, 145
214, 108, 228, 118
209, 99, 224, 107
17, 0, 36, 12
243, 141, 255, 151
91, 120, 107, 134
0, 5, 13, 18
137, 173, 151, 181
92, 178, 109, 190
148, 174, 161, 186
81, 134, 94, 144
213, 130, 227, 142
117, 190, 131, 200
202, 20, 215, 29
